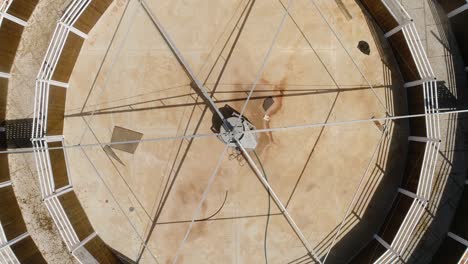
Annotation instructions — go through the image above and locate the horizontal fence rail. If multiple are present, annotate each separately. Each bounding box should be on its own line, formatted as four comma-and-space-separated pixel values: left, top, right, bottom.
0, 0, 10, 13
32, 137, 80, 253
0, 225, 20, 264
31, 1, 99, 263
1, 1, 48, 263
0, 0, 12, 27
0, 247, 19, 264
374, 1, 441, 263
29, 0, 442, 263
0, 0, 19, 264
434, 1, 468, 263
44, 196, 80, 249
33, 0, 91, 139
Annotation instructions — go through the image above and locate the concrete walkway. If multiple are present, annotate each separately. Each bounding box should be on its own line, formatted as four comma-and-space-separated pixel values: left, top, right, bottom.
6, 0, 78, 263
397, 0, 468, 263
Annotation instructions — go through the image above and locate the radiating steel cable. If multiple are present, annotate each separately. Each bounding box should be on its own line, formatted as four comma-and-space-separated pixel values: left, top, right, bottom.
238, 0, 294, 120
322, 129, 387, 263
309, 0, 391, 115
171, 144, 230, 264
3, 109, 467, 155
80, 147, 161, 263
134, 0, 258, 261
77, 0, 142, 144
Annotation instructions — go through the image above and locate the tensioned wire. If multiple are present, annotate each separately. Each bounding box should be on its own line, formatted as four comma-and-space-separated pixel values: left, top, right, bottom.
7, 109, 466, 155
236, 0, 390, 134
67, 0, 393, 155
170, 0, 294, 262
237, 0, 293, 120
231, 0, 321, 260
170, 144, 230, 264
134, 0, 256, 259
309, 0, 391, 115
80, 147, 161, 263
76, 0, 143, 145
321, 126, 388, 263
19, 0, 450, 263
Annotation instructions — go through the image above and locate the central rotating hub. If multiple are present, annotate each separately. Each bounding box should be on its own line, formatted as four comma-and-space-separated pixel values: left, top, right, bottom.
220, 116, 247, 143
211, 105, 258, 150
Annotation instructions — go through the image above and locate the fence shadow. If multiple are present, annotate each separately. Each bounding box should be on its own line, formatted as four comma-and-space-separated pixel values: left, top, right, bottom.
284, 3, 411, 262
404, 1, 468, 263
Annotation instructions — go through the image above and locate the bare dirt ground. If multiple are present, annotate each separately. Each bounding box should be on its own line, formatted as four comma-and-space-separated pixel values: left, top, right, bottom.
62, 0, 408, 263
7, 0, 78, 262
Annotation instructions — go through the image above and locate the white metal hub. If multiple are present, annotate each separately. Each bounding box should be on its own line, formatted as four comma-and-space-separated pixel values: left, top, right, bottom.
219, 115, 258, 150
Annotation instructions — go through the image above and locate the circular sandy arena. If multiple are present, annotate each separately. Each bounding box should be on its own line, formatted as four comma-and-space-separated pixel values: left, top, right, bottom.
62, 0, 409, 263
